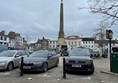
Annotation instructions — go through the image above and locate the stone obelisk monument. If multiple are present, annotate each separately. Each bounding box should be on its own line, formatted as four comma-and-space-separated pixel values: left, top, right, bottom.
57, 0, 65, 51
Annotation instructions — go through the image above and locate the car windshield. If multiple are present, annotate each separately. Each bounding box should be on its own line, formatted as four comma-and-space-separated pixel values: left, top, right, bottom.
29, 51, 48, 58
0, 51, 16, 57
69, 48, 90, 56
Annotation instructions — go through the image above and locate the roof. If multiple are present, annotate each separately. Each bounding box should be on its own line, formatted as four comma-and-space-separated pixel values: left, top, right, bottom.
95, 40, 117, 44
82, 37, 95, 41
65, 35, 81, 40
66, 35, 80, 38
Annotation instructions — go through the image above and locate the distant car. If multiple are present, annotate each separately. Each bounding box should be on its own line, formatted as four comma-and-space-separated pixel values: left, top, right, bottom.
89, 49, 100, 58
60, 45, 69, 56
65, 47, 94, 74
0, 50, 29, 71
21, 50, 59, 72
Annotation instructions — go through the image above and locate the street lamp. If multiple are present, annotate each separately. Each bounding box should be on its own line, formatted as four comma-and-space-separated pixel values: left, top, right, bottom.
106, 30, 113, 72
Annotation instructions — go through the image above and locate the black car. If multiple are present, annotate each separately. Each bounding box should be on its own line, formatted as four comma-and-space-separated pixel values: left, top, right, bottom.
65, 47, 94, 74
21, 50, 59, 72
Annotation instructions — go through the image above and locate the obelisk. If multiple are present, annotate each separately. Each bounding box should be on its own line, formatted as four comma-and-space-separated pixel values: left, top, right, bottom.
57, 0, 65, 51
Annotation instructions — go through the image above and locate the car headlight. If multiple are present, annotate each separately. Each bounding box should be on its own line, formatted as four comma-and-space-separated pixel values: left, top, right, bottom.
0, 61, 7, 66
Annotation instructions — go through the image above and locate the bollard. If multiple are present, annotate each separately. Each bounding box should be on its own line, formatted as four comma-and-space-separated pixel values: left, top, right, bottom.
20, 57, 24, 76
63, 58, 66, 78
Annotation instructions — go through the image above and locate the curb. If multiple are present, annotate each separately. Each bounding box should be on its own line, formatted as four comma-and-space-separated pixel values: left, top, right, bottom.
100, 71, 118, 76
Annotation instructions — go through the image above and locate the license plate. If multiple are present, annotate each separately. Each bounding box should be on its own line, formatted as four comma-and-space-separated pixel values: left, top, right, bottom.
72, 64, 81, 68
23, 66, 31, 69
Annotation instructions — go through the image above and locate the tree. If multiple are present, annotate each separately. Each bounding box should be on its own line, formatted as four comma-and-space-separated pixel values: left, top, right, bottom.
93, 22, 109, 55
93, 22, 108, 47
88, 0, 118, 27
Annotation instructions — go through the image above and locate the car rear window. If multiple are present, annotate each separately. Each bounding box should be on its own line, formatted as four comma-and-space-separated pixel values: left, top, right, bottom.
69, 48, 90, 56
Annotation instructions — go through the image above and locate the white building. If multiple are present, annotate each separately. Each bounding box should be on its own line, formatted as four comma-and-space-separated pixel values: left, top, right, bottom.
8, 33, 24, 49
81, 37, 95, 48
48, 40, 58, 49
0, 31, 9, 46
48, 36, 95, 50
0, 35, 9, 45
65, 35, 82, 50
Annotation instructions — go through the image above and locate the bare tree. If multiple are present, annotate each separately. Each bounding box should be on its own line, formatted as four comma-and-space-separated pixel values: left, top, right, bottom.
88, 0, 118, 27
93, 22, 109, 55
93, 21, 108, 42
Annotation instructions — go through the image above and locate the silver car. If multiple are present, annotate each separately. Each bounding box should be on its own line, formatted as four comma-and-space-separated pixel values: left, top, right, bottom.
0, 50, 29, 71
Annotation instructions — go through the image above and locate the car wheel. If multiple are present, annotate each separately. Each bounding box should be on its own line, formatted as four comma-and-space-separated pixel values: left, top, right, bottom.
55, 60, 59, 67
7, 62, 14, 71
43, 63, 48, 72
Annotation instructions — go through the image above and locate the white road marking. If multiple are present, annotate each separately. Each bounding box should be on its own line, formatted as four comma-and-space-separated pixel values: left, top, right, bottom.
81, 77, 91, 80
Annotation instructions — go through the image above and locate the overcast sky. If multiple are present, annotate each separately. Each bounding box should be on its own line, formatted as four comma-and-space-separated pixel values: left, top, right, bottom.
0, 0, 117, 42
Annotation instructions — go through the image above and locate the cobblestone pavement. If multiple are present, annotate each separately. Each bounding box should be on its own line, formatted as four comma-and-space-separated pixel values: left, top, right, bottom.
0, 57, 118, 83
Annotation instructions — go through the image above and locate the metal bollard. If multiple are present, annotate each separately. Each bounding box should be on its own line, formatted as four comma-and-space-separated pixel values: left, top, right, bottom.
63, 58, 66, 78
20, 57, 24, 76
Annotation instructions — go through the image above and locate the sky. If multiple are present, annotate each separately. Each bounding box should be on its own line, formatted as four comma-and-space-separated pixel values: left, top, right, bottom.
0, 0, 117, 42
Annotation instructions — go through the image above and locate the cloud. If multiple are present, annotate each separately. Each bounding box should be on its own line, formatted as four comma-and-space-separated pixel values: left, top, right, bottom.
1, 0, 115, 42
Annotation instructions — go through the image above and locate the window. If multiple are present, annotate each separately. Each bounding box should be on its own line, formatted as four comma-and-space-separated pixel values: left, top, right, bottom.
92, 41, 94, 44
83, 41, 85, 44
79, 41, 81, 45
53, 41, 55, 44
89, 41, 90, 44
72, 42, 73, 45
16, 52, 22, 56
4, 36, 7, 41
1, 36, 3, 40
68, 42, 70, 45
53, 45, 55, 48
75, 42, 77, 45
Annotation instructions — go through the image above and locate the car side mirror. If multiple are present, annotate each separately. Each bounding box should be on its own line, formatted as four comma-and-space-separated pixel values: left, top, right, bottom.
15, 55, 19, 58
48, 55, 52, 59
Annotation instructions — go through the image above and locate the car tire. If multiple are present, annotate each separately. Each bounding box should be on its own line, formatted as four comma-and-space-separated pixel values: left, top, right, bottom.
43, 63, 48, 72
55, 60, 59, 67
7, 62, 14, 71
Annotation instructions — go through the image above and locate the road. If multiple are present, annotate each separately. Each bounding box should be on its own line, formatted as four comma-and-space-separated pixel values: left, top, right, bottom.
0, 57, 118, 83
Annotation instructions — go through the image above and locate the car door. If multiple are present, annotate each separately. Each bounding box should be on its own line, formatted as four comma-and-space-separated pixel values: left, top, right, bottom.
13, 51, 22, 67
51, 51, 58, 66
48, 51, 58, 67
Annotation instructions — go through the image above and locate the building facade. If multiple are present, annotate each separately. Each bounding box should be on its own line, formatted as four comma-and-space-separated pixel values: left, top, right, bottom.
48, 36, 95, 51
48, 40, 58, 50
81, 37, 95, 48
0, 31, 9, 46
8, 31, 24, 49
29, 37, 49, 51
65, 35, 82, 50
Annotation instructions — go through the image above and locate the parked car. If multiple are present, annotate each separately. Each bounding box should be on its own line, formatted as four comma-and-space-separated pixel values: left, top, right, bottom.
21, 50, 59, 72
60, 45, 69, 56
0, 45, 8, 53
0, 50, 29, 71
65, 47, 94, 74
89, 49, 100, 58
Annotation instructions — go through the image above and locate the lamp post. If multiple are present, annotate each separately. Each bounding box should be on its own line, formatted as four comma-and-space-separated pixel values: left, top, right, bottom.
106, 30, 113, 72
